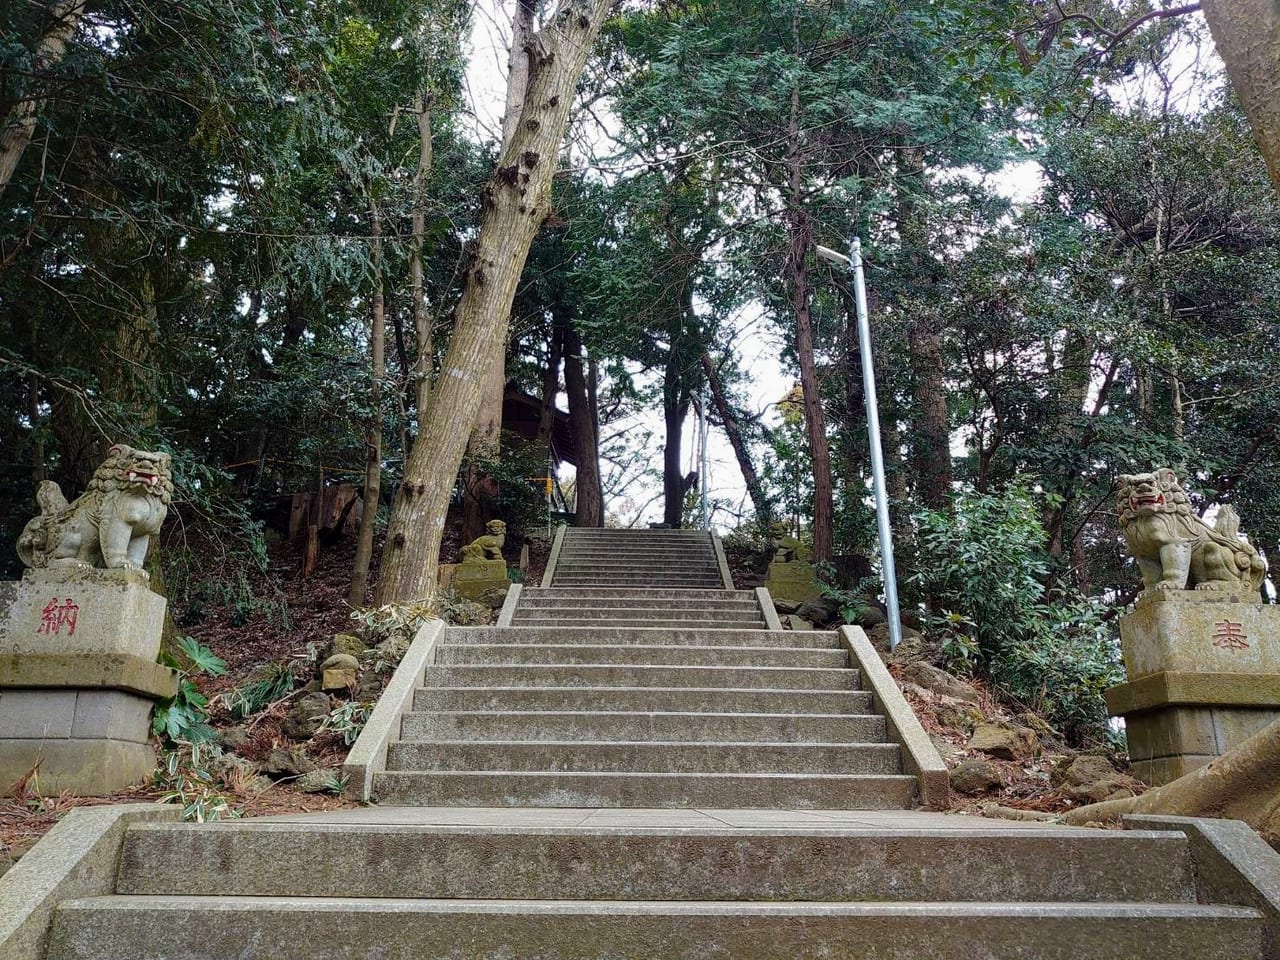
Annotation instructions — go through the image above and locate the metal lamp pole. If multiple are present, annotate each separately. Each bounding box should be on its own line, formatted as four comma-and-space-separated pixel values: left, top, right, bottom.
815, 238, 904, 651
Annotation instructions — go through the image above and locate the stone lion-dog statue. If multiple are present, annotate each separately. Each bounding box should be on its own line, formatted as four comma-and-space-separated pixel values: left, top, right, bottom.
17, 444, 173, 573
1118, 468, 1265, 595
460, 519, 506, 563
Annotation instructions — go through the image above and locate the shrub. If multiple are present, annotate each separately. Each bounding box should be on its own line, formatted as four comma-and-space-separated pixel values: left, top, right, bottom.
910, 483, 1122, 742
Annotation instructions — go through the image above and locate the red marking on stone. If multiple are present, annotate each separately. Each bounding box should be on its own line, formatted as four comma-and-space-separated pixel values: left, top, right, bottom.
37, 597, 79, 636
1211, 620, 1249, 651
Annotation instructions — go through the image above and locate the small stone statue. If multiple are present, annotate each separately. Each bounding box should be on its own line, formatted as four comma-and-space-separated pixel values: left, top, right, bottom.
460, 519, 507, 563
16, 444, 173, 573
769, 520, 813, 564
1117, 468, 1266, 595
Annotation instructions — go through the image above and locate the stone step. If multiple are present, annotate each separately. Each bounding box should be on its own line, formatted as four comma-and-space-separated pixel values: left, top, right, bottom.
48, 897, 1261, 960
116, 823, 1197, 904
521, 588, 751, 601
509, 611, 768, 627
515, 596, 761, 611
386, 739, 900, 773
552, 564, 721, 575
550, 577, 727, 586
371, 770, 919, 808
432, 643, 844, 668
398, 710, 885, 742
509, 609, 762, 624
445, 627, 838, 649
412, 686, 872, 715
419, 664, 860, 690
555, 555, 719, 565
509, 616, 761, 629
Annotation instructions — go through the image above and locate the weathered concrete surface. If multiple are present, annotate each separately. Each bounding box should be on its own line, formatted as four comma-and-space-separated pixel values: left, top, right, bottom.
0, 654, 176, 699
539, 523, 567, 587
411, 685, 873, 715
342, 619, 444, 801
434, 642, 846, 667
371, 768, 918, 809
1120, 594, 1280, 678
446, 624, 837, 647
45, 897, 1262, 960
0, 737, 157, 795
840, 626, 950, 810
1127, 815, 1280, 959
710, 531, 735, 588
756, 587, 784, 630
420, 662, 859, 689
0, 803, 180, 960
2, 568, 165, 659
495, 583, 522, 626
1107, 671, 1280, 714
118, 820, 1197, 903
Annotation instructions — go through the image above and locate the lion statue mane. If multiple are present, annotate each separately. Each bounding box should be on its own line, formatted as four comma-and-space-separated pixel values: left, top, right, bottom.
1117, 468, 1265, 595
17, 444, 173, 573
460, 519, 506, 563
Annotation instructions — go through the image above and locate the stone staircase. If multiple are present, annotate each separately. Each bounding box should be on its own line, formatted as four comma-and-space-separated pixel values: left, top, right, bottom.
32, 527, 1274, 958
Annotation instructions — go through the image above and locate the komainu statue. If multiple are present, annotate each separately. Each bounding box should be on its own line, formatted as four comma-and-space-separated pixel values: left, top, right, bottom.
460, 519, 506, 563
1118, 468, 1266, 595
17, 444, 173, 572
769, 521, 813, 564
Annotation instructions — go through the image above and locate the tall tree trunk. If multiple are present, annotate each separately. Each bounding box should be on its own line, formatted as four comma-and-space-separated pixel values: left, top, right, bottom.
0, 0, 86, 199
1202, 0, 1280, 193
662, 338, 689, 528
409, 94, 434, 428
700, 351, 771, 529
374, 0, 615, 604
537, 323, 564, 443
563, 322, 602, 526
349, 206, 385, 607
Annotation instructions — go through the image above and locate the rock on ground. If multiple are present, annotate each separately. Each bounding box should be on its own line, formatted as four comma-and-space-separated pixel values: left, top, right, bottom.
968, 721, 1041, 761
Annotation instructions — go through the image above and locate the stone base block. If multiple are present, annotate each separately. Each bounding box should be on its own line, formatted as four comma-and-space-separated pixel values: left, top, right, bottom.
453, 560, 510, 602
0, 738, 157, 795
0, 689, 155, 744
1, 568, 165, 659
1120, 594, 1280, 678
765, 561, 820, 603
1130, 755, 1215, 787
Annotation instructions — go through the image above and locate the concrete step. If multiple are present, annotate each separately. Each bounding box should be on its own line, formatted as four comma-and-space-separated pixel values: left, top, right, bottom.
555, 557, 719, 567
521, 588, 751, 601
398, 710, 885, 742
509, 616, 761, 629
556, 552, 719, 563
385, 739, 901, 774
550, 577, 727, 586
445, 627, 838, 649
515, 596, 761, 611
48, 897, 1261, 960
412, 686, 872, 715
433, 643, 844, 668
511, 608, 766, 624
116, 823, 1198, 903
371, 770, 919, 808
419, 664, 860, 690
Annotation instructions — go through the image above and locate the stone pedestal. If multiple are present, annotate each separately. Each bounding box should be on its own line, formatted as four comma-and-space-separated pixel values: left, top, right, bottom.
0, 568, 176, 795
452, 560, 510, 602
764, 560, 820, 604
1105, 591, 1280, 786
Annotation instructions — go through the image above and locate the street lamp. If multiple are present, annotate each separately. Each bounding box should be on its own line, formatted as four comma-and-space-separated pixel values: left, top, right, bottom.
814, 238, 904, 652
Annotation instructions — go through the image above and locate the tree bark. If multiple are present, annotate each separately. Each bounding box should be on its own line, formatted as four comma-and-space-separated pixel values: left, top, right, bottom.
374, 0, 616, 604
409, 94, 434, 426
1202, 0, 1280, 194
563, 322, 602, 526
700, 351, 771, 529
0, 0, 86, 199
662, 335, 690, 528
349, 205, 385, 607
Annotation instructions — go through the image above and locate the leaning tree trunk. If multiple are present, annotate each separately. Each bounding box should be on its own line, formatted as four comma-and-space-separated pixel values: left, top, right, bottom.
700, 351, 772, 530
662, 332, 689, 529
1202, 0, 1280, 194
1062, 718, 1280, 849
374, 0, 616, 604
0, 0, 86, 199
349, 205, 385, 607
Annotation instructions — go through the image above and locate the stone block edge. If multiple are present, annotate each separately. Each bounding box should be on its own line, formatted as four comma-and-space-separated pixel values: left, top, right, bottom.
343, 618, 445, 801
540, 524, 568, 588
839, 625, 949, 810
1106, 671, 1280, 716
1125, 814, 1280, 959
0, 653, 177, 699
0, 802, 182, 960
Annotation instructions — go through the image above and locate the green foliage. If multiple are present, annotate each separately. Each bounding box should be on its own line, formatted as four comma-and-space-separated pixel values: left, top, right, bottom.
153, 637, 227, 745
153, 743, 242, 823
321, 702, 372, 746
911, 485, 1121, 740
222, 662, 297, 720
